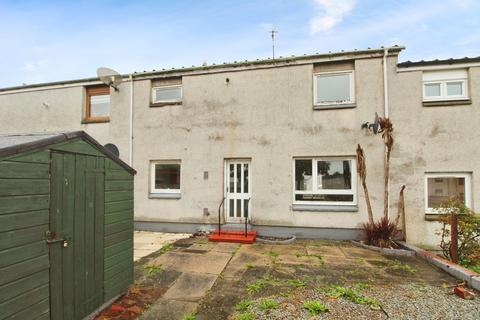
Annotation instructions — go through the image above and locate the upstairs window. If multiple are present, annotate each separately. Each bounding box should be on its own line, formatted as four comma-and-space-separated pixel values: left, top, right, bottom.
423, 69, 468, 102
294, 158, 356, 206
425, 173, 471, 213
314, 71, 355, 107
151, 85, 182, 105
85, 85, 110, 123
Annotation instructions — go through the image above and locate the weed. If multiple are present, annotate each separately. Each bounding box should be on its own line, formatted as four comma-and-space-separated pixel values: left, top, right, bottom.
302, 300, 328, 315
246, 279, 265, 294
321, 285, 380, 307
235, 312, 254, 320
258, 298, 279, 311
265, 250, 279, 263
181, 312, 196, 320
245, 262, 254, 269
143, 264, 163, 277
296, 253, 324, 264
235, 299, 253, 312
388, 259, 417, 273
286, 278, 306, 288
355, 282, 372, 290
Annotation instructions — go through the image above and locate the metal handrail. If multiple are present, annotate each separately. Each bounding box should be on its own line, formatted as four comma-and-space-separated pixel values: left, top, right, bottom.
244, 198, 251, 237
218, 197, 226, 235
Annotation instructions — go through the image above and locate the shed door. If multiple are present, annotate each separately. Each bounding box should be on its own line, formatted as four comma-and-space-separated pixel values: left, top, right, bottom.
49, 152, 105, 320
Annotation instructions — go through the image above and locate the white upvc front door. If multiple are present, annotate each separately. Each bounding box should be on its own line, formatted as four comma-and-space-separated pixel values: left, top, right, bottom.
225, 160, 251, 223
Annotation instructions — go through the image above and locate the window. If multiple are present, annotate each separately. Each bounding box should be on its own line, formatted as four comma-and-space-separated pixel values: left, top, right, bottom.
425, 173, 471, 213
314, 71, 355, 106
423, 69, 468, 101
85, 85, 110, 122
294, 158, 356, 205
151, 85, 182, 104
150, 161, 181, 194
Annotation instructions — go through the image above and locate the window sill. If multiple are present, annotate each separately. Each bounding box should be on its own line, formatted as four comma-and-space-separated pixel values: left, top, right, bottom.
292, 204, 358, 212
150, 101, 182, 108
82, 117, 110, 124
424, 213, 449, 221
149, 193, 181, 199
313, 103, 356, 110
423, 99, 471, 107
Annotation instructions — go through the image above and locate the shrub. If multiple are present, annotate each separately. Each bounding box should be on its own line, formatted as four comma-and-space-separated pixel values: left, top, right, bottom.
258, 298, 279, 311
437, 198, 480, 268
363, 216, 398, 248
235, 299, 253, 312
302, 300, 328, 315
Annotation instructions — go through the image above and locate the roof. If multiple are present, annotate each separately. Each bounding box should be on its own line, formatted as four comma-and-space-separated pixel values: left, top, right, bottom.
398, 56, 480, 68
0, 46, 404, 93
0, 131, 136, 174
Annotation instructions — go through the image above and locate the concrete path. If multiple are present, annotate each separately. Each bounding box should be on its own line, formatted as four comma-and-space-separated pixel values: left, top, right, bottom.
139, 239, 239, 320
134, 231, 190, 261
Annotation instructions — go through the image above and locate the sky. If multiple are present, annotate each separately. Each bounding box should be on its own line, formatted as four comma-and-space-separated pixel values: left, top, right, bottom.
0, 0, 479, 88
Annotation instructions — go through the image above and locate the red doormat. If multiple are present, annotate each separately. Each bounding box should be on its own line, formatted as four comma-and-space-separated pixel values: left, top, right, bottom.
208, 230, 257, 244
95, 287, 166, 320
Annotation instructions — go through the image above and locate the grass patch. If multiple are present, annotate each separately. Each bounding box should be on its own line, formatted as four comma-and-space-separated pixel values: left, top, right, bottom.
286, 278, 306, 288
302, 300, 328, 315
143, 264, 163, 277
258, 298, 279, 311
246, 279, 265, 295
235, 299, 253, 312
234, 312, 254, 320
181, 312, 196, 320
321, 285, 380, 307
265, 250, 279, 263
355, 282, 372, 290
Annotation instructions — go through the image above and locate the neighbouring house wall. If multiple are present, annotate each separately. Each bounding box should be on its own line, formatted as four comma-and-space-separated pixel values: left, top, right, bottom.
0, 84, 131, 162
0, 149, 51, 320
390, 64, 480, 247
132, 57, 393, 232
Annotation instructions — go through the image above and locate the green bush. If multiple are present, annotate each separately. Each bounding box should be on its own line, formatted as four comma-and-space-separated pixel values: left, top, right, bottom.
437, 198, 480, 270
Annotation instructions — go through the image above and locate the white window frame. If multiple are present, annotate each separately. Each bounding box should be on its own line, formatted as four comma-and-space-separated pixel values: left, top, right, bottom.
424, 172, 471, 213
313, 71, 355, 106
293, 157, 357, 206
151, 84, 183, 104
422, 70, 468, 101
150, 160, 181, 194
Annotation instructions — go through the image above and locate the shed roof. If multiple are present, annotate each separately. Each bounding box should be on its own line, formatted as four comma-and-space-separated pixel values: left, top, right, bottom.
0, 131, 136, 174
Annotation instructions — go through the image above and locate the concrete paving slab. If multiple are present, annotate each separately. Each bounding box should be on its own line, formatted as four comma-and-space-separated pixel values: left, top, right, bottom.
270, 244, 308, 255
277, 254, 324, 265
306, 245, 346, 257
222, 251, 270, 278
152, 251, 232, 275
134, 231, 190, 261
162, 272, 218, 302
339, 245, 387, 259
140, 298, 197, 320
210, 242, 241, 254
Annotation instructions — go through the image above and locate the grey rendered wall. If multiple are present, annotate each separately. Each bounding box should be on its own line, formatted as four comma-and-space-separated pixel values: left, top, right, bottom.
0, 84, 131, 162
390, 63, 480, 247
132, 57, 392, 231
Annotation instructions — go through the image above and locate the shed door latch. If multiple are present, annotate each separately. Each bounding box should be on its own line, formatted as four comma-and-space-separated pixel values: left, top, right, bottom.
46, 231, 68, 247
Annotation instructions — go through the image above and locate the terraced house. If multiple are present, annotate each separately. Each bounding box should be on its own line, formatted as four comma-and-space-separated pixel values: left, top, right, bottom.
1, 46, 479, 247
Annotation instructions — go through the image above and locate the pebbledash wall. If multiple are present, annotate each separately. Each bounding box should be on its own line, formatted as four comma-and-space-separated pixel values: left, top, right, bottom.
0, 46, 478, 247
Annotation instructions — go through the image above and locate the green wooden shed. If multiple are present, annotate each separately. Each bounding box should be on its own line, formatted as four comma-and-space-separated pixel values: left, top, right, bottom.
0, 131, 136, 320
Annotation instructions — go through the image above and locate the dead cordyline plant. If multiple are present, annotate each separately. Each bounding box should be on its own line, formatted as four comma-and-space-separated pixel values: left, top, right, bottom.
356, 144, 374, 225
378, 117, 394, 219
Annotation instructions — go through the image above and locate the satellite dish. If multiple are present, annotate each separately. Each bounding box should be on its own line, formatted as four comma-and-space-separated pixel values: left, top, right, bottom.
104, 143, 120, 157
361, 112, 381, 134
97, 67, 122, 91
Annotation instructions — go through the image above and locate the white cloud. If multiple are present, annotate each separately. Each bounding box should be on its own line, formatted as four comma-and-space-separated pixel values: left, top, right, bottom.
309, 0, 357, 34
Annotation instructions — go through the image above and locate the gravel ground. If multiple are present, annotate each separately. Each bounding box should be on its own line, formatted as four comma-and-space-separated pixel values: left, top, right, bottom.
233, 284, 480, 320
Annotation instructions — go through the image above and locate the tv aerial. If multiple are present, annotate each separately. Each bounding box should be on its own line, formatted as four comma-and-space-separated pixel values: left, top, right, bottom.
96, 67, 122, 91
